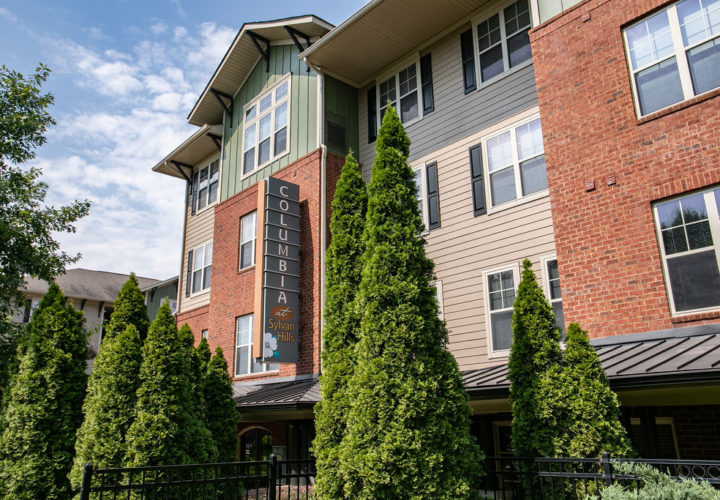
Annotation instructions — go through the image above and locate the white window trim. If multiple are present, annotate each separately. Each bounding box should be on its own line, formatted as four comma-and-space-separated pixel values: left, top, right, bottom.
412, 163, 430, 232
192, 156, 221, 216
471, 0, 534, 90
234, 313, 279, 378
202, 329, 209, 340
483, 262, 521, 358
541, 254, 562, 308
239, 211, 257, 271
623, 0, 720, 117
482, 114, 549, 214
240, 74, 292, 179
376, 56, 424, 130
189, 240, 213, 297
652, 186, 720, 316
431, 280, 445, 321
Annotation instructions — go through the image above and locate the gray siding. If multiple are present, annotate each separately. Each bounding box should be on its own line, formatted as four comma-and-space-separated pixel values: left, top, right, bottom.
358, 24, 538, 179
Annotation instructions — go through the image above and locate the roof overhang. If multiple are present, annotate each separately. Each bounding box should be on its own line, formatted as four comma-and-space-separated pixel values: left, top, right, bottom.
152, 124, 224, 180
188, 15, 334, 127
140, 275, 178, 292
300, 0, 491, 87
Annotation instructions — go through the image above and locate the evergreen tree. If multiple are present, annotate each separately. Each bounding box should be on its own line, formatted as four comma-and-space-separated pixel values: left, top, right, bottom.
125, 304, 214, 466
69, 323, 142, 489
196, 336, 212, 374
0, 283, 87, 499
104, 273, 150, 341
338, 106, 483, 499
538, 323, 633, 458
203, 347, 238, 462
314, 152, 368, 499
508, 259, 563, 458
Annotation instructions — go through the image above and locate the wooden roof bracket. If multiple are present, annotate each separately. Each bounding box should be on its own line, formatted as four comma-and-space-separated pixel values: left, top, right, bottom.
247, 30, 271, 72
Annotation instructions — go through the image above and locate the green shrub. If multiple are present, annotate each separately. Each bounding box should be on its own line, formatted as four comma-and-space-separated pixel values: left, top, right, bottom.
204, 347, 238, 462
591, 462, 720, 499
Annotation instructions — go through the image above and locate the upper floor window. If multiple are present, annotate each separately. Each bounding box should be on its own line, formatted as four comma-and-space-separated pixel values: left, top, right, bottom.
413, 166, 428, 229
624, 0, 720, 116
543, 256, 565, 333
484, 116, 547, 209
242, 77, 290, 175
653, 187, 720, 314
475, 0, 533, 84
534, 0, 583, 24
484, 265, 519, 354
239, 211, 257, 270
190, 160, 219, 214
189, 241, 212, 295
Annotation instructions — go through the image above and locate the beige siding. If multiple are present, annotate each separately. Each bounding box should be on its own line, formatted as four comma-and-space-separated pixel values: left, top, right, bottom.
179, 154, 218, 314
411, 108, 557, 371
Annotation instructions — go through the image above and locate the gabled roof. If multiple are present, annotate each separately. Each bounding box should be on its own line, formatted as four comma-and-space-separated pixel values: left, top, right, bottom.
22, 269, 160, 304
152, 124, 223, 179
188, 15, 334, 127
301, 0, 488, 87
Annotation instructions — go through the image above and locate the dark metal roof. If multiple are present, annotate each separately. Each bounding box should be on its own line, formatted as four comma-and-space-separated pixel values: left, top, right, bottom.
233, 326, 720, 410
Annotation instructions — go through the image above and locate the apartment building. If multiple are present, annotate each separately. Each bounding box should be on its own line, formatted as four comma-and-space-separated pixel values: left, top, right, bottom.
152, 0, 720, 462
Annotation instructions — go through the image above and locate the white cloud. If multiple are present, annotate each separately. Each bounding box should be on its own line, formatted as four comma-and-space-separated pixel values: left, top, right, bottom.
150, 21, 168, 35
86, 26, 110, 41
186, 22, 236, 74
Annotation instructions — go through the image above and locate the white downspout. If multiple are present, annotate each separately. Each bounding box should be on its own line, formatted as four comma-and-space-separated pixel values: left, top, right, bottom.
305, 56, 327, 374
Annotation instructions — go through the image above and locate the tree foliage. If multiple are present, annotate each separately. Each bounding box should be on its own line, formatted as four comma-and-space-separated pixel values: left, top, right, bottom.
338, 106, 483, 499
0, 283, 88, 499
593, 462, 720, 499
203, 347, 238, 462
125, 304, 214, 466
314, 152, 368, 499
508, 259, 563, 458
70, 323, 143, 489
104, 273, 150, 341
538, 323, 633, 458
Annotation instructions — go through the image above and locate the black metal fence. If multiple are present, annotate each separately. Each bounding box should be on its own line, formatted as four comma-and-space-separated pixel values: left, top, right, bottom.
78, 455, 315, 500
480, 453, 720, 499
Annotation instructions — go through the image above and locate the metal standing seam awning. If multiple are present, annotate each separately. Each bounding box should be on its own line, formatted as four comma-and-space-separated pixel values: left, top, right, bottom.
233, 326, 720, 410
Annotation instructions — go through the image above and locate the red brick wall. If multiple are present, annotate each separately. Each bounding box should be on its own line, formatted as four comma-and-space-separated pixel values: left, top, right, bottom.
531, 0, 720, 338
177, 305, 210, 345
193, 148, 345, 382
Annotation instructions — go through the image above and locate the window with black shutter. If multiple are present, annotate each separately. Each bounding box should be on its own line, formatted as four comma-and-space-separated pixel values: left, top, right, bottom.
185, 250, 193, 297
469, 144, 487, 216
460, 29, 477, 94
367, 87, 377, 143
426, 162, 441, 229
420, 53, 434, 115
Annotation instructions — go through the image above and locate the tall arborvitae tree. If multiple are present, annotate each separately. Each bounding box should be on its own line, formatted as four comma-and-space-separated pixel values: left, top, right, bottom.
125, 304, 214, 466
196, 336, 212, 374
104, 273, 150, 341
0, 283, 87, 499
179, 323, 217, 463
203, 347, 238, 462
69, 324, 142, 489
508, 259, 563, 459
339, 106, 483, 499
314, 152, 368, 499
538, 323, 633, 458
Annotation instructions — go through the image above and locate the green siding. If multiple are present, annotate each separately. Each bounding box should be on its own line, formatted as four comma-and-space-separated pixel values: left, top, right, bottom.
324, 76, 359, 157
146, 281, 178, 321
220, 44, 318, 201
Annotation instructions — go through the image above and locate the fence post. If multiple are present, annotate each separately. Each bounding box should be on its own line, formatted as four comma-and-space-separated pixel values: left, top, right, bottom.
268, 454, 278, 500
601, 452, 613, 487
79, 463, 93, 500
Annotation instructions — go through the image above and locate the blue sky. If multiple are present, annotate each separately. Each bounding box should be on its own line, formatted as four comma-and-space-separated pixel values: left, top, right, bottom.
0, 0, 366, 280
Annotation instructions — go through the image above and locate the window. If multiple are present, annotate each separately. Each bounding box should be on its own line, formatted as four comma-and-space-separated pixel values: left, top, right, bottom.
202, 329, 209, 340
484, 117, 547, 209
475, 0, 533, 84
412, 162, 441, 231
653, 187, 720, 314
190, 160, 219, 214
239, 211, 257, 270
378, 62, 421, 126
169, 299, 177, 315
431, 280, 444, 320
624, 0, 720, 116
240, 428, 273, 461
413, 166, 428, 230
485, 266, 519, 353
543, 257, 565, 332
242, 78, 290, 175
190, 241, 212, 294
629, 417, 680, 459
234, 314, 278, 377
534, 0, 583, 24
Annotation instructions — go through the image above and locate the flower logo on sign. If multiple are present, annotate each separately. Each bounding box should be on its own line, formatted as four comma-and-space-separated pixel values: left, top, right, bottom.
264, 332, 279, 359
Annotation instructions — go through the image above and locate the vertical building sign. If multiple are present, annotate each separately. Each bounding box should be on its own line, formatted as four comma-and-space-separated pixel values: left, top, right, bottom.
259, 177, 300, 364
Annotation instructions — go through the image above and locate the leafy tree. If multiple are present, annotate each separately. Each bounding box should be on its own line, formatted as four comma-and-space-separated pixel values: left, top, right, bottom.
125, 306, 213, 466
104, 273, 150, 341
538, 323, 633, 458
203, 347, 238, 462
508, 259, 563, 458
314, 152, 368, 499
69, 324, 143, 489
338, 106, 483, 499
0, 64, 89, 412
0, 283, 88, 499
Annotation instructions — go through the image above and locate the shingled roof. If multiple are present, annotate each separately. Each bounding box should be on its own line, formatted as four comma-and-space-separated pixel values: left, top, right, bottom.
234, 325, 720, 409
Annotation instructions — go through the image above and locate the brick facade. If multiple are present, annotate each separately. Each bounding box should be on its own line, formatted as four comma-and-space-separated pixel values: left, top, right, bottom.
177, 305, 210, 342
531, 0, 720, 338
188, 148, 345, 383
